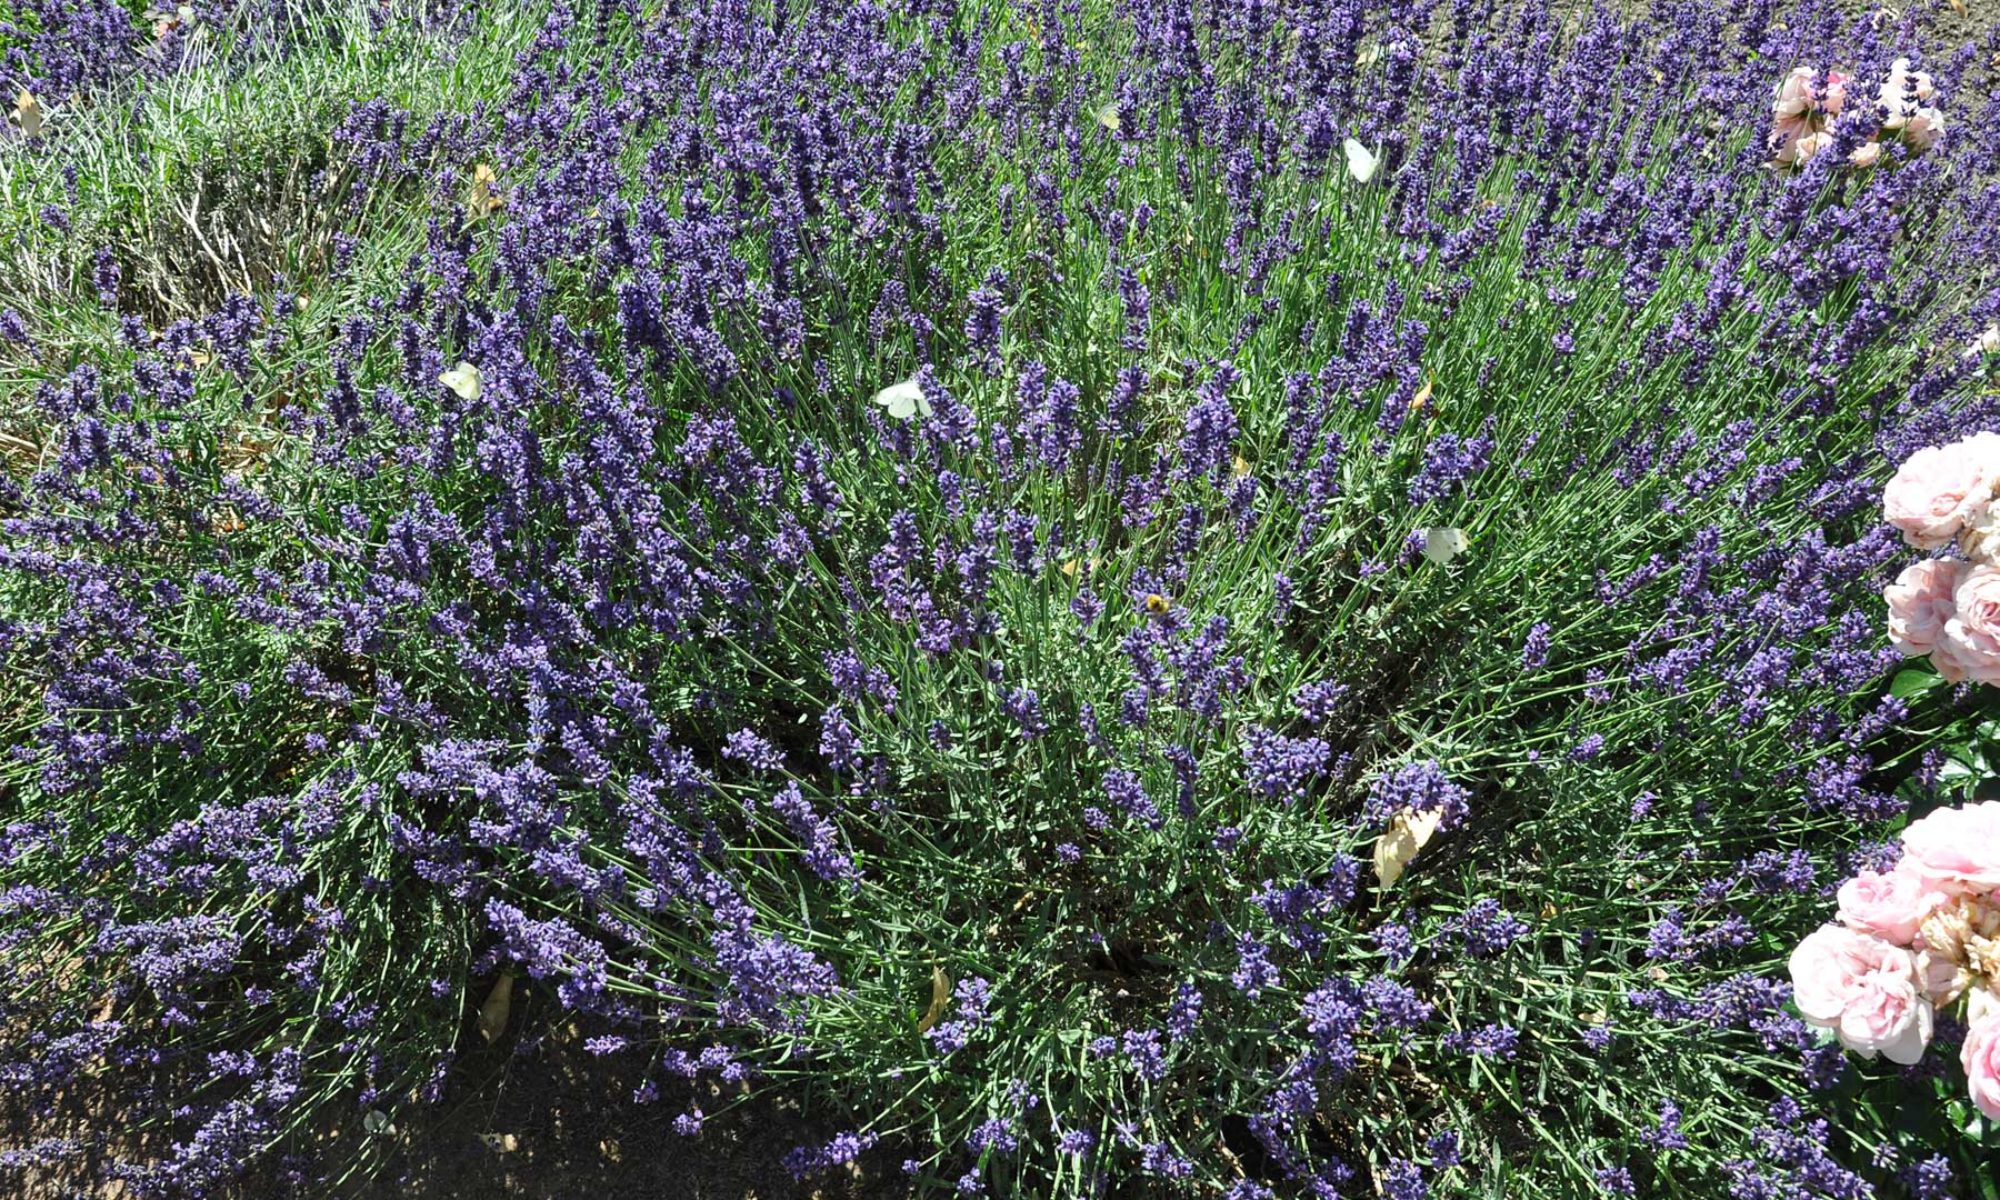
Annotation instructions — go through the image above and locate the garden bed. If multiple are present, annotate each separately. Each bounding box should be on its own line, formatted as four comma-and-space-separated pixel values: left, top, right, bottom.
5, 0, 2000, 1196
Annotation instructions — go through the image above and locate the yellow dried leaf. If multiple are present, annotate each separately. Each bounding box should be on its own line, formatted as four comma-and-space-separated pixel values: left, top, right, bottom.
477, 971, 515, 1043
439, 361, 483, 400
1410, 376, 1434, 414
1372, 806, 1444, 890
1231, 454, 1252, 478
917, 965, 950, 1033
1061, 558, 1079, 577
1948, 0, 1968, 15
13, 89, 43, 139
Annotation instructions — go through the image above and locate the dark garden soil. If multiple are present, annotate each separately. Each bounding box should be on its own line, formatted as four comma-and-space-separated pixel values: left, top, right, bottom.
357, 1023, 903, 1200
1, 1017, 904, 1200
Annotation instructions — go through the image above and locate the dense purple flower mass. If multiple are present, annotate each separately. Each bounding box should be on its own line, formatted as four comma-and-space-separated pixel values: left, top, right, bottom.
3, 0, 1998, 1194
1366, 760, 1471, 829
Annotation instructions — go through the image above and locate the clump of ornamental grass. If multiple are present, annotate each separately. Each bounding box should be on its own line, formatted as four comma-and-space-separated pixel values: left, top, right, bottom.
4, 0, 2000, 1196
0, 0, 520, 329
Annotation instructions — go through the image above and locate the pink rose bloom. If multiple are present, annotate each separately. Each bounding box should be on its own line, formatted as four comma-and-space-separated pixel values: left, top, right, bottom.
1936, 565, 2000, 685
1885, 558, 1964, 658
1963, 1014, 2000, 1120
1847, 139, 1883, 168
1903, 107, 1945, 154
1836, 863, 1947, 944
1788, 924, 1934, 1063
1882, 436, 2000, 549
1900, 800, 2000, 891
1915, 949, 1968, 1008
1772, 66, 1818, 118
1792, 130, 1835, 165
1878, 58, 1937, 125
1962, 506, 2000, 565
1769, 68, 1854, 165
1839, 965, 1935, 1063
1874, 58, 1945, 155
1771, 67, 1832, 164
1966, 324, 2000, 362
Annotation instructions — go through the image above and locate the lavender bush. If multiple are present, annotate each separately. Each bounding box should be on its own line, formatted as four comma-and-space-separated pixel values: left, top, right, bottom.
5, 0, 2000, 1195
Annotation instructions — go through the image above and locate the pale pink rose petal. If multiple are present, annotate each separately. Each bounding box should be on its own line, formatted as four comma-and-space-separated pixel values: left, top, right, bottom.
1963, 1013, 2000, 1120
1900, 800, 2000, 891
1884, 558, 1965, 658
1836, 862, 1948, 944
1905, 108, 1945, 153
1792, 130, 1834, 164
1788, 925, 1932, 1062
1939, 565, 2000, 686
1773, 66, 1819, 112
1931, 631, 1974, 683
1790, 924, 1866, 1024
1833, 969, 1931, 1063
1915, 950, 1967, 1008
1883, 436, 2000, 550
1965, 325, 2000, 362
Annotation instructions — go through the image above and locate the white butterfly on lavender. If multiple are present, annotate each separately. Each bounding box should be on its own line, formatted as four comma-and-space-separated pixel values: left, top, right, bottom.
872, 376, 933, 421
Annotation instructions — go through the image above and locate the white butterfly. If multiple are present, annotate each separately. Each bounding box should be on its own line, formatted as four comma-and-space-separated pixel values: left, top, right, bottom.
872, 376, 932, 421
1343, 137, 1380, 184
438, 361, 483, 401
1420, 527, 1468, 565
